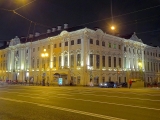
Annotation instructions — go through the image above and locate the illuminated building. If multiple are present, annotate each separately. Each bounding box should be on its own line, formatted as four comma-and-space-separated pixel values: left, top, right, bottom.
0, 26, 160, 85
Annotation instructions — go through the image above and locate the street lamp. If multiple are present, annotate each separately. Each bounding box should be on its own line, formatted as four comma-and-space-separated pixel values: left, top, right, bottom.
41, 49, 48, 86
138, 60, 143, 81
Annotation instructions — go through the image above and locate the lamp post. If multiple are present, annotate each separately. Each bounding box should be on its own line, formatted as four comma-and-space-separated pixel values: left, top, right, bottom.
41, 49, 48, 86
138, 60, 143, 81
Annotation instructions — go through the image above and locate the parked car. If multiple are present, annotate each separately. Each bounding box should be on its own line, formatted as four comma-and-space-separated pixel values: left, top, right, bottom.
99, 82, 115, 88
116, 82, 128, 88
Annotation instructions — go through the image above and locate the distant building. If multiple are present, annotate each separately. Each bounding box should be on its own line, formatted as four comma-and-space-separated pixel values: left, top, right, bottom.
0, 27, 160, 85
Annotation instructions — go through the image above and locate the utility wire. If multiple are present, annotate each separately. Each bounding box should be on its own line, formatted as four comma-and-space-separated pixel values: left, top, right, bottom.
14, 0, 37, 11
78, 4, 160, 26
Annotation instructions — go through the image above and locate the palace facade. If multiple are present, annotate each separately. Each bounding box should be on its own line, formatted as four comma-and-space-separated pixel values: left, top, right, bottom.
0, 26, 160, 85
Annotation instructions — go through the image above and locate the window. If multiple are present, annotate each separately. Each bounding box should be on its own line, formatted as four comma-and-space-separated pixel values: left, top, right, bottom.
90, 39, 93, 44
119, 58, 121, 68
71, 40, 74, 45
129, 48, 131, 53
26, 49, 28, 53
114, 44, 116, 49
54, 44, 57, 48
124, 47, 126, 52
108, 56, 111, 67
124, 57, 126, 68
96, 55, 100, 68
102, 41, 105, 46
32, 58, 34, 68
148, 62, 149, 71
65, 41, 68, 46
90, 54, 93, 66
77, 54, 81, 66
109, 43, 111, 48
59, 56, 61, 67
102, 56, 105, 67
71, 55, 74, 67
114, 57, 116, 67
37, 59, 39, 68
77, 39, 81, 44
118, 45, 121, 50
96, 40, 99, 45
64, 55, 68, 67
59, 43, 61, 47
53, 57, 56, 67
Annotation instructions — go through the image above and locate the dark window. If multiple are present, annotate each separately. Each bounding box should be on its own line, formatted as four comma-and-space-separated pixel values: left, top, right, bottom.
53, 57, 56, 67
102, 41, 105, 46
108, 56, 111, 67
119, 58, 121, 68
65, 41, 68, 46
109, 43, 111, 48
102, 56, 105, 67
96, 55, 100, 68
77, 39, 81, 44
71, 40, 74, 45
118, 45, 121, 50
37, 59, 39, 68
114, 57, 116, 67
59, 43, 61, 47
96, 40, 99, 45
71, 55, 74, 67
54, 44, 57, 48
59, 56, 61, 67
90, 39, 93, 44
77, 54, 81, 66
124, 47, 126, 52
90, 54, 93, 66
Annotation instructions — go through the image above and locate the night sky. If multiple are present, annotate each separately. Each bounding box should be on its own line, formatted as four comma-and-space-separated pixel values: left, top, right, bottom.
0, 0, 160, 46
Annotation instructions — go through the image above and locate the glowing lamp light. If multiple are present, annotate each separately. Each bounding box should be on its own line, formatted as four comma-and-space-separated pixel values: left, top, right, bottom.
138, 62, 142, 67
111, 26, 115, 30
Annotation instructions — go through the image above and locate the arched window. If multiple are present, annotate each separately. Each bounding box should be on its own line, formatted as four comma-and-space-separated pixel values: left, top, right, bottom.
96, 40, 99, 45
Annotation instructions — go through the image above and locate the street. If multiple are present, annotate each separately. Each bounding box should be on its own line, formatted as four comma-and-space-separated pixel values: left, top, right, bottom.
0, 85, 160, 120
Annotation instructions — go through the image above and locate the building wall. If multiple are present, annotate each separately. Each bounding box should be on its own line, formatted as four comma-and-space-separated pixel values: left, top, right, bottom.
0, 28, 160, 85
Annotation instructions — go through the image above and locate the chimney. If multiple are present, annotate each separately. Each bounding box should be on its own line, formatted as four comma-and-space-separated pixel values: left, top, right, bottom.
47, 29, 51, 33
52, 27, 56, 32
64, 24, 68, 29
57, 25, 62, 31
35, 32, 40, 37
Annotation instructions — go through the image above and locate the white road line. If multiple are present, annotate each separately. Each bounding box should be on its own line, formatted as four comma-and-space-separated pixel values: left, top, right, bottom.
1, 90, 160, 102
17, 93, 160, 111
17, 95, 48, 100
47, 95, 160, 111
0, 97, 126, 120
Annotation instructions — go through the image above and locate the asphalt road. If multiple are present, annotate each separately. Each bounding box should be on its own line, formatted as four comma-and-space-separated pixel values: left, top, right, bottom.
0, 85, 160, 120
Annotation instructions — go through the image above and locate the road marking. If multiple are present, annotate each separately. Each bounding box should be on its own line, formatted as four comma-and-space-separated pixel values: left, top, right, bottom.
1, 90, 160, 102
46, 95, 160, 111
17, 95, 48, 100
0, 97, 126, 120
